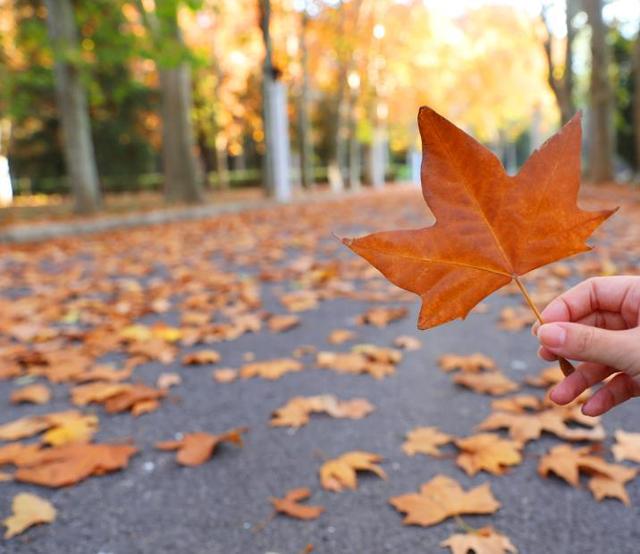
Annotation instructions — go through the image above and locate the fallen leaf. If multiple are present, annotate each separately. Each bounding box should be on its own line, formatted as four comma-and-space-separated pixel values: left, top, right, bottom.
490, 395, 542, 413
182, 350, 221, 365
157, 372, 182, 390
538, 444, 636, 504
156, 428, 246, 466
240, 358, 303, 380
356, 306, 408, 327
319, 451, 386, 491
393, 335, 422, 350
41, 412, 99, 446
271, 488, 324, 520
455, 433, 522, 476
402, 427, 453, 457
612, 430, 640, 463
316, 345, 401, 379
389, 474, 500, 527
441, 527, 518, 554
271, 395, 374, 428
342, 108, 613, 330
439, 353, 496, 373
524, 365, 564, 388
499, 306, 537, 331
212, 368, 238, 383
3, 493, 56, 539
10, 384, 51, 405
327, 329, 357, 344
453, 371, 519, 395
13, 443, 138, 487
268, 314, 300, 332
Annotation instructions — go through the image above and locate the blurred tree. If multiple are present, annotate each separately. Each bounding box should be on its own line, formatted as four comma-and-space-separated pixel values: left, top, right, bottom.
134, 0, 203, 204
44, 0, 101, 213
611, 26, 635, 172
298, 4, 313, 189
634, 20, 640, 176
584, 0, 614, 182
542, 0, 578, 125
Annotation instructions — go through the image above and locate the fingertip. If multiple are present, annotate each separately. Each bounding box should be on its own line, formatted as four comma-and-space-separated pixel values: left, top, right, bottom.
581, 398, 605, 417
549, 385, 570, 405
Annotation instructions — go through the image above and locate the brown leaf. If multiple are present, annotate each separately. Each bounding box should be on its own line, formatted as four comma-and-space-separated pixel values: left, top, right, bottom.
10, 384, 51, 405
319, 451, 386, 491
240, 358, 303, 380
271, 488, 324, 520
316, 345, 401, 379
453, 371, 519, 395
271, 395, 374, 428
268, 314, 300, 333
13, 443, 138, 487
327, 329, 357, 344
3, 493, 56, 539
41, 412, 99, 446
157, 372, 182, 390
538, 444, 636, 503
490, 395, 542, 413
439, 353, 496, 373
612, 430, 640, 463
441, 527, 518, 554
402, 427, 453, 457
455, 433, 522, 476
0, 411, 93, 442
156, 428, 246, 466
389, 475, 500, 527
393, 335, 422, 350
182, 350, 221, 365
524, 365, 564, 388
356, 306, 408, 327
212, 368, 238, 383
498, 306, 537, 331
343, 109, 612, 330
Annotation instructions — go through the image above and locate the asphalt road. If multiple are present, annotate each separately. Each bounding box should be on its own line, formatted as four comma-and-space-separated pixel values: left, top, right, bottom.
1, 188, 639, 554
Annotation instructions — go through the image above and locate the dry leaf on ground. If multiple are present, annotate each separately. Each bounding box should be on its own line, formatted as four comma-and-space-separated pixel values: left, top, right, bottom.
524, 365, 564, 388
612, 430, 640, 463
499, 306, 537, 331
271, 395, 374, 428
240, 358, 303, 380
453, 371, 519, 395
157, 372, 182, 390
539, 444, 636, 505
213, 368, 238, 383
402, 427, 453, 457
10, 384, 51, 405
316, 345, 401, 379
268, 314, 300, 333
441, 527, 518, 554
455, 433, 522, 476
390, 475, 500, 527
3, 493, 56, 539
393, 336, 421, 350
439, 353, 496, 373
271, 488, 324, 520
327, 329, 357, 344
356, 306, 408, 327
156, 428, 246, 466
182, 350, 221, 365
319, 451, 386, 491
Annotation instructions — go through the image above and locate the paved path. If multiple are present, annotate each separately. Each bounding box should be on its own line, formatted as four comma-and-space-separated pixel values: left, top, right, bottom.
0, 187, 638, 554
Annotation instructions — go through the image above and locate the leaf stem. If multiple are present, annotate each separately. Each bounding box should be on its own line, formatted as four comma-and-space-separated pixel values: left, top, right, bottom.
513, 275, 575, 377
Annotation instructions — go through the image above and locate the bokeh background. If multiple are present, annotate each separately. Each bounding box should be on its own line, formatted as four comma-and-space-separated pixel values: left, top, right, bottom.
0, 0, 638, 220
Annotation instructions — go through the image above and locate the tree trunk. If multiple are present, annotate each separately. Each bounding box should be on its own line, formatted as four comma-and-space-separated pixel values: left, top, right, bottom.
44, 0, 101, 214
585, 0, 614, 182
634, 22, 640, 175
298, 7, 313, 189
215, 142, 230, 189
160, 64, 202, 203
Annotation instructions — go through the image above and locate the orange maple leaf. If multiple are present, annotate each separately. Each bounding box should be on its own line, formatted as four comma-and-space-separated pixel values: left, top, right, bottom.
343, 107, 614, 329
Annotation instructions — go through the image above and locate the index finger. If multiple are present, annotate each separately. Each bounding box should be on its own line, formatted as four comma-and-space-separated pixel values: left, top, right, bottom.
539, 276, 637, 324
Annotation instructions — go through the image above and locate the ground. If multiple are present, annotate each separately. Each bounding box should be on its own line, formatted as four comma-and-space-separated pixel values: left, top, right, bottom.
1, 184, 640, 554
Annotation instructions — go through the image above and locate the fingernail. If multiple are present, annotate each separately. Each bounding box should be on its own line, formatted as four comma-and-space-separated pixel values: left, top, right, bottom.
538, 324, 566, 348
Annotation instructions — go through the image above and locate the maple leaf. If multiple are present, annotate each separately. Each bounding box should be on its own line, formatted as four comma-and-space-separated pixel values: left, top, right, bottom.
342, 107, 613, 330
156, 428, 247, 466
453, 371, 519, 396
538, 444, 636, 504
3, 493, 56, 539
316, 345, 401, 379
10, 384, 51, 405
402, 426, 453, 457
441, 527, 518, 554
182, 349, 221, 365
389, 475, 500, 527
240, 358, 303, 380
319, 451, 386, 491
612, 430, 640, 463
271, 488, 324, 520
393, 335, 421, 350
268, 314, 300, 332
454, 433, 522, 476
356, 306, 408, 327
524, 365, 564, 388
439, 353, 496, 373
270, 395, 374, 428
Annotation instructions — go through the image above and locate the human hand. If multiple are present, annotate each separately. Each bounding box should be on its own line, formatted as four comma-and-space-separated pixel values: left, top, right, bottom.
533, 276, 640, 416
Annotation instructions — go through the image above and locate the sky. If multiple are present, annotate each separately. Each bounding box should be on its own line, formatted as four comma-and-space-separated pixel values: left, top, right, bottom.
422, 0, 640, 37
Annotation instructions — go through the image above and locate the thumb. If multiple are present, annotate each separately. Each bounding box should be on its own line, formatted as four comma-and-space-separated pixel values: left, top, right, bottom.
537, 323, 639, 371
